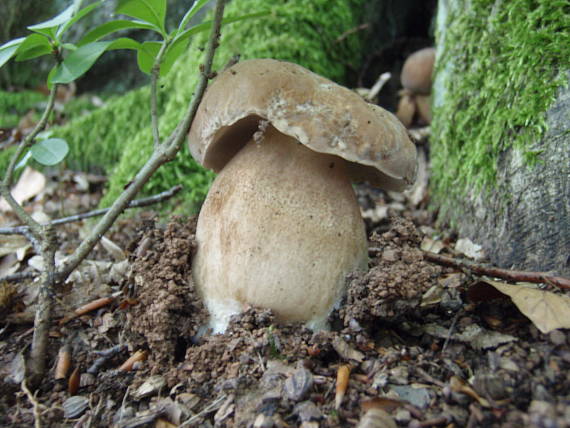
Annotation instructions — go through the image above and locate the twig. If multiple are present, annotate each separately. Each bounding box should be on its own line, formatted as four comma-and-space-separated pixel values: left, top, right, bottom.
0, 185, 182, 236
335, 23, 370, 43
408, 126, 431, 144
21, 379, 44, 428
180, 394, 227, 427
0, 271, 37, 283
0, 84, 59, 240
441, 311, 460, 354
422, 251, 570, 291
87, 344, 126, 375
366, 72, 391, 101
150, 43, 169, 148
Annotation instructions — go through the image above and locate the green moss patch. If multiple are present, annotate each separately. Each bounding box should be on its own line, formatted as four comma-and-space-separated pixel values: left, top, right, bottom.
0, 90, 45, 127
97, 0, 365, 210
431, 0, 569, 209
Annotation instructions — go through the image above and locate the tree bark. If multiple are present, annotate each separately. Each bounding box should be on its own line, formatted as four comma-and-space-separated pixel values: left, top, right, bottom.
432, 0, 570, 276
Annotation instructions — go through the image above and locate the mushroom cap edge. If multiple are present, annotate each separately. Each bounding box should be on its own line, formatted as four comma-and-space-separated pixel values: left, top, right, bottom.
188, 58, 417, 191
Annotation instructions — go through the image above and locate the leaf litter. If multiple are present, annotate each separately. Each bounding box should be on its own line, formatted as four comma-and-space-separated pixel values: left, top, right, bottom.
0, 174, 569, 426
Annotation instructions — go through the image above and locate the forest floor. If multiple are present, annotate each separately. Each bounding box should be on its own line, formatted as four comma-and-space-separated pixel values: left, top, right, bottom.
0, 145, 569, 427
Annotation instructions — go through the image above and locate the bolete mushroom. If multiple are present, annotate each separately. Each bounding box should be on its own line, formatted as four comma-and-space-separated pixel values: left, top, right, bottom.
397, 47, 436, 126
400, 47, 435, 95
188, 59, 416, 333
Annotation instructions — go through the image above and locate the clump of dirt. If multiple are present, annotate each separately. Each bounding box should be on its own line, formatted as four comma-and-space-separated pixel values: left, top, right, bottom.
340, 217, 442, 324
125, 217, 207, 370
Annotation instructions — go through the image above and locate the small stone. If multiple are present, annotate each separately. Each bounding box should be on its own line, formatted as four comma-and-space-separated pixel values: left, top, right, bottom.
549, 330, 566, 346
382, 249, 399, 262
284, 367, 313, 401
294, 401, 321, 422
395, 409, 411, 424
253, 413, 275, 428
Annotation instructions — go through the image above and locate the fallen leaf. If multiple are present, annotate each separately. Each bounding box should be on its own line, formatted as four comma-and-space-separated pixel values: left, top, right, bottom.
420, 236, 445, 254
0, 167, 46, 212
422, 323, 517, 350
100, 236, 126, 262
332, 337, 365, 362
356, 408, 397, 428
481, 279, 570, 334
455, 238, 485, 261
0, 235, 30, 258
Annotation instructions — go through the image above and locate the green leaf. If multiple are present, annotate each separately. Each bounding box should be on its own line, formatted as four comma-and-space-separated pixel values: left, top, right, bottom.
15, 34, 52, 61
106, 37, 142, 51
51, 38, 141, 84
116, 0, 167, 35
159, 38, 188, 76
51, 41, 111, 84
28, 3, 76, 39
30, 138, 69, 166
79, 19, 158, 46
0, 37, 25, 68
57, 1, 102, 39
136, 41, 161, 74
177, 0, 211, 33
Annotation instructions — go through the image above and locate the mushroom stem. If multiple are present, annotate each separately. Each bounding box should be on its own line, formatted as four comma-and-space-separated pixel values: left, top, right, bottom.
192, 126, 368, 332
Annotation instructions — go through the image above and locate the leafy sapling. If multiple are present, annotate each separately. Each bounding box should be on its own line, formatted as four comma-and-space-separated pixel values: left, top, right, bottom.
0, 0, 231, 387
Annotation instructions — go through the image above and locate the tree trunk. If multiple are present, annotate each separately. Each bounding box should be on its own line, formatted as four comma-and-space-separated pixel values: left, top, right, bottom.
432, 0, 570, 276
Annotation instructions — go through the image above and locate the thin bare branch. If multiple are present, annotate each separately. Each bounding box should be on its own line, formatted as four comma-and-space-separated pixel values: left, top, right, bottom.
0, 185, 182, 236
150, 42, 170, 148
0, 84, 60, 241
164, 0, 226, 157
3, 84, 59, 188
422, 251, 570, 291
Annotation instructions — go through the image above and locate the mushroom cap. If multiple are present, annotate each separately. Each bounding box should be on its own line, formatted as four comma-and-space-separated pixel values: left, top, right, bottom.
400, 47, 436, 94
188, 58, 417, 191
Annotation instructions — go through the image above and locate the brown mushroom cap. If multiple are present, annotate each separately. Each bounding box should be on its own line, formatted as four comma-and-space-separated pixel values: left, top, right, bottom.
188, 58, 417, 191
400, 47, 436, 94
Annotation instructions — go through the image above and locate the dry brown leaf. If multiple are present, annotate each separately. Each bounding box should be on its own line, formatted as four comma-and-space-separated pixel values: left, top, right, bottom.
0, 167, 46, 212
0, 235, 30, 258
482, 279, 570, 334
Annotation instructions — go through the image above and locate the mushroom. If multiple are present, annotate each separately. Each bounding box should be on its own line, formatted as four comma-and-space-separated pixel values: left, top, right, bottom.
400, 47, 436, 95
188, 59, 417, 333
397, 47, 436, 127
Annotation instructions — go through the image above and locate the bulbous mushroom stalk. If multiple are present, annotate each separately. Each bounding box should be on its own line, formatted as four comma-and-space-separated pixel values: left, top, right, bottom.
188, 59, 417, 333
193, 126, 368, 332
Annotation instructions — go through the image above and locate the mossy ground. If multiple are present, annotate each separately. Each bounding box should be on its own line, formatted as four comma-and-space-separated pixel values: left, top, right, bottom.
0, 90, 45, 128
431, 0, 570, 217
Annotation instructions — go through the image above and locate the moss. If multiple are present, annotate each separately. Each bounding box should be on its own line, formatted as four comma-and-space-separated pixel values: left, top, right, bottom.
0, 90, 45, 127
431, 0, 570, 214
55, 87, 152, 174
95, 0, 366, 210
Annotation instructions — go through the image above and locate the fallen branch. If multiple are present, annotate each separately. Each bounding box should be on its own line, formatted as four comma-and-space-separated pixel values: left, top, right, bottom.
0, 271, 37, 283
0, 184, 182, 236
422, 251, 570, 291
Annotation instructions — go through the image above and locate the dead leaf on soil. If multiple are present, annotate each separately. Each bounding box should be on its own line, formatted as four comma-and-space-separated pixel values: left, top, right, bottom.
332, 336, 365, 362
421, 323, 517, 350
480, 279, 570, 334
0, 167, 46, 212
420, 236, 444, 254
0, 234, 30, 258
455, 237, 486, 261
